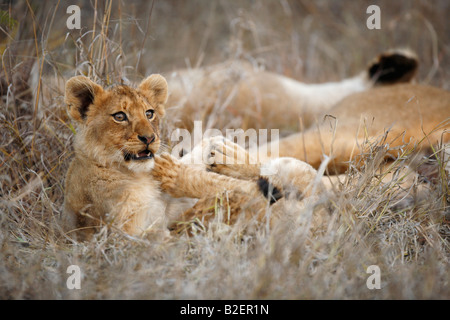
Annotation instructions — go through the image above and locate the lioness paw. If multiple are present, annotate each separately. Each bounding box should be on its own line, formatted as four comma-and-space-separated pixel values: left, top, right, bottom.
202, 136, 261, 179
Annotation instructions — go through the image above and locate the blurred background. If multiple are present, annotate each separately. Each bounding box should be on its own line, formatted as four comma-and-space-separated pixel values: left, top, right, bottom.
1, 0, 449, 88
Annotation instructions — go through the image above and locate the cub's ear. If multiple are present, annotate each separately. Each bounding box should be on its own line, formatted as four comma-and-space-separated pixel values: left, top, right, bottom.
138, 74, 168, 117
64, 76, 103, 123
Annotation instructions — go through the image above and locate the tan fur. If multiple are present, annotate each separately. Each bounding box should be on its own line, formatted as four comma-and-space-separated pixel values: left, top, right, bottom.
255, 84, 450, 173
203, 84, 449, 182
63, 75, 322, 240
165, 49, 418, 132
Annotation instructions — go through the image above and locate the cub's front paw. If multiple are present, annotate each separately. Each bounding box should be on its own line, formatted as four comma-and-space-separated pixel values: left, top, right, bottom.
152, 153, 181, 190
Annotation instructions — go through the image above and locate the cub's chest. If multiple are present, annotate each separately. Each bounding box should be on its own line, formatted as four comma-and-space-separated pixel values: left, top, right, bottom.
120, 177, 169, 230
112, 172, 162, 201
126, 177, 163, 205
88, 167, 166, 213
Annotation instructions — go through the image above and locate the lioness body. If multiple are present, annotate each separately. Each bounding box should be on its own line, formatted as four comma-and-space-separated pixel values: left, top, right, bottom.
165, 49, 418, 131
165, 48, 447, 174
255, 84, 450, 172
204, 84, 449, 210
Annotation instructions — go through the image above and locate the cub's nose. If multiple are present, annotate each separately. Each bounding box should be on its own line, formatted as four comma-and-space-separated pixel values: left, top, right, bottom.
138, 134, 156, 145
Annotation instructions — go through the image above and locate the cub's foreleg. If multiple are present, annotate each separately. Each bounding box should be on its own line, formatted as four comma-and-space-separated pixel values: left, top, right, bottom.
152, 153, 277, 201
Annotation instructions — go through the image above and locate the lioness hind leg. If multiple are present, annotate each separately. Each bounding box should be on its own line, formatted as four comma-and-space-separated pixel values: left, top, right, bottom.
260, 157, 325, 201
204, 137, 324, 200
205, 137, 322, 190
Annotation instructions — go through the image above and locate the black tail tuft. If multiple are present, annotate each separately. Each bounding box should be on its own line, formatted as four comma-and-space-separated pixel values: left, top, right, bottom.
257, 177, 283, 204
368, 50, 418, 85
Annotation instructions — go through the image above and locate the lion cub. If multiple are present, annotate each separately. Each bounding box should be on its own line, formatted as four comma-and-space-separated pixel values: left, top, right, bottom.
62, 75, 321, 240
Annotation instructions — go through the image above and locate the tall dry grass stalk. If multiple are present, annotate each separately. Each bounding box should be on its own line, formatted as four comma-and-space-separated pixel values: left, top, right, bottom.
0, 0, 449, 299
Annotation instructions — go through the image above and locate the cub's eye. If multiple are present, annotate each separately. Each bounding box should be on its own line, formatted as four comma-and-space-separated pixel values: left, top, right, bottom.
112, 112, 127, 122
145, 109, 155, 120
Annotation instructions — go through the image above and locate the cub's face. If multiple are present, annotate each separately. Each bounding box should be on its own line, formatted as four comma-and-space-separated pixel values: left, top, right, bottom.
64, 75, 168, 172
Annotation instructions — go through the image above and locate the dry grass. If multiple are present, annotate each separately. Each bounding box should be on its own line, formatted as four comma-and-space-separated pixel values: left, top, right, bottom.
0, 0, 449, 299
